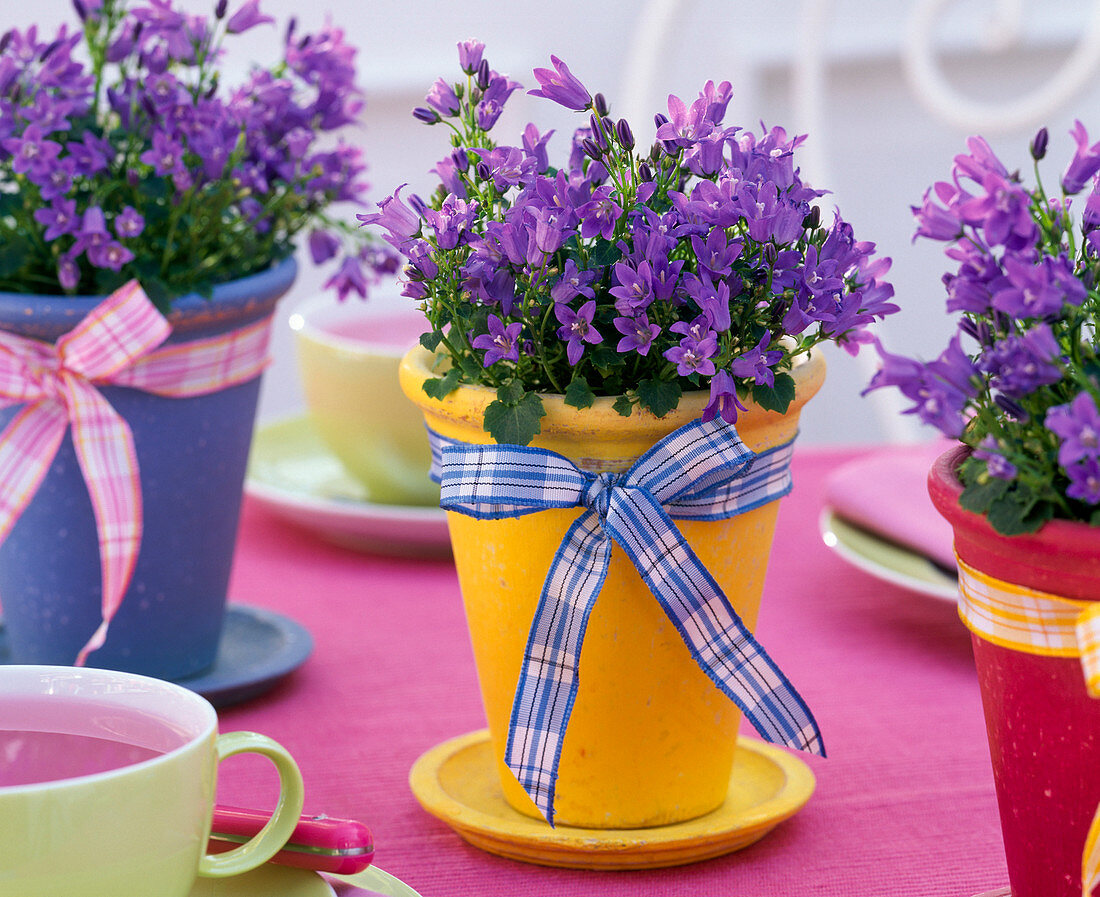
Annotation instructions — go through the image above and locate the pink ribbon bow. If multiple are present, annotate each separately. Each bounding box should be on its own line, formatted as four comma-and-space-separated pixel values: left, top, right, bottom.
0, 281, 273, 664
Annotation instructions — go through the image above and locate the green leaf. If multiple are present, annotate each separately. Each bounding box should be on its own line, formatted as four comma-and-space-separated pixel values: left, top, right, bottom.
588, 345, 620, 371
564, 377, 596, 410
484, 391, 546, 445
612, 395, 635, 417
421, 368, 462, 400
985, 493, 1043, 536
958, 476, 1010, 518
140, 277, 173, 315
457, 351, 484, 378
636, 378, 682, 418
0, 237, 33, 279
959, 474, 1053, 536
419, 330, 442, 352
588, 240, 622, 269
750, 373, 796, 414
496, 381, 525, 405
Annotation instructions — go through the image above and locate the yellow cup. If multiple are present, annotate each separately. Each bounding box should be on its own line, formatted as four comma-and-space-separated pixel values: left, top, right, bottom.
0, 666, 305, 897
291, 295, 438, 506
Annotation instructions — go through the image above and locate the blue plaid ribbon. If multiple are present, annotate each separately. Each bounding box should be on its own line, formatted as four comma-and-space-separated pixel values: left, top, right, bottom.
429, 416, 824, 825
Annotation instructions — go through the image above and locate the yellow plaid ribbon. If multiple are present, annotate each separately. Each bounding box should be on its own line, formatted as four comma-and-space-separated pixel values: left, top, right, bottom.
956, 558, 1100, 897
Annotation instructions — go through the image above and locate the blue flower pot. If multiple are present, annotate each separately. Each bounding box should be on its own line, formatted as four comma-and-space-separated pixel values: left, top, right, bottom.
0, 259, 297, 680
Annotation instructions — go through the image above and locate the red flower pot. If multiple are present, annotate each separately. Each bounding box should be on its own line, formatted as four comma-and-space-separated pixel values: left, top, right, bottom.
928, 445, 1100, 897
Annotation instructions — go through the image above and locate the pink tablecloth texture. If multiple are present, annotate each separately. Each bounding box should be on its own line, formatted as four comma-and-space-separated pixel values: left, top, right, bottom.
216, 446, 1007, 897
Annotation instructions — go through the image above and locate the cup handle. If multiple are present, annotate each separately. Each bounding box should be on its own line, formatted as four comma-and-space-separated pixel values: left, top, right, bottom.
197, 731, 305, 878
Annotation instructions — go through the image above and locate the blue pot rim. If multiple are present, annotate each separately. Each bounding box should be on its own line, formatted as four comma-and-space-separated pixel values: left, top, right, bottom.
0, 256, 299, 323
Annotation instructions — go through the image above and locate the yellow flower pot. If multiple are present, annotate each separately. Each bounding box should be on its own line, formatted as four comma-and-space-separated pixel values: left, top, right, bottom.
399, 346, 825, 829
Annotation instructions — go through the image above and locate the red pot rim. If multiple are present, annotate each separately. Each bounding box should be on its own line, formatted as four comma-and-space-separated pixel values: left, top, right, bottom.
928, 444, 1100, 600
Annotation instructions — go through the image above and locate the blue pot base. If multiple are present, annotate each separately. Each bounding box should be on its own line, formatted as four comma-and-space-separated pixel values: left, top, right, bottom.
0, 604, 313, 708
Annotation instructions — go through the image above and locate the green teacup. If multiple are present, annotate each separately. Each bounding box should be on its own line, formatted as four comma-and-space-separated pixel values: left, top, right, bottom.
0, 666, 304, 897
291, 294, 439, 507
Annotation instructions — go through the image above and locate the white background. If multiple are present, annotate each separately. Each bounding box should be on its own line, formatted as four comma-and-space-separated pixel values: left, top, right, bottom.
19, 0, 1100, 444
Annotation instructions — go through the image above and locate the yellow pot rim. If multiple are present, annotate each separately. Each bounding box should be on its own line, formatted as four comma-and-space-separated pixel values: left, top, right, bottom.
398, 344, 826, 443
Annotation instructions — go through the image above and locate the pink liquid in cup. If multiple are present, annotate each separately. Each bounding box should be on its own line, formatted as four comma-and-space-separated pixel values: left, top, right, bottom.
0, 695, 188, 787
319, 311, 426, 352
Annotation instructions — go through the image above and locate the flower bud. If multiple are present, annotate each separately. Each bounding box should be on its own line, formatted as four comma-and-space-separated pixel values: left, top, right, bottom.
801, 206, 820, 230
994, 394, 1029, 422
638, 161, 653, 182
581, 137, 602, 160
0, 30, 13, 55
654, 113, 669, 129
475, 161, 491, 181
593, 92, 609, 117
588, 116, 608, 151
476, 59, 491, 90
39, 38, 63, 62
451, 147, 470, 172
958, 317, 979, 341
615, 118, 634, 150
71, 0, 87, 21
1030, 127, 1049, 161
412, 106, 440, 124
215, 0, 228, 19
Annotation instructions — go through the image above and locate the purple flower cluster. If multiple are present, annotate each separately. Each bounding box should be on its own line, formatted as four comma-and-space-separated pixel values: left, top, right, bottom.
362, 41, 894, 440
1047, 394, 1100, 503
866, 124, 1100, 530
0, 0, 394, 307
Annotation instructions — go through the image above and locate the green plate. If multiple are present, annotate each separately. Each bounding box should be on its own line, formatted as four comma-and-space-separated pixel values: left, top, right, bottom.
819, 508, 958, 602
246, 416, 450, 557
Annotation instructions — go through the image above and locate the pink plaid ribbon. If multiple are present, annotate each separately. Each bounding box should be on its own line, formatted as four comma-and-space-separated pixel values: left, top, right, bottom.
0, 281, 273, 664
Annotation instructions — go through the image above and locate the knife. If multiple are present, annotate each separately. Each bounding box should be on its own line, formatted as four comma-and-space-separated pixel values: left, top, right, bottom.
208, 804, 374, 875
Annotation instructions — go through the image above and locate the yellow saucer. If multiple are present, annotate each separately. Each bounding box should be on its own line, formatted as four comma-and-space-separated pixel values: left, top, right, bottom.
409, 730, 815, 870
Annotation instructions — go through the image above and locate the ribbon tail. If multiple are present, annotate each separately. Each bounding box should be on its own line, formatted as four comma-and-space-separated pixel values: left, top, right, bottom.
1076, 604, 1100, 698
111, 315, 273, 396
1084, 801, 1100, 897
503, 510, 611, 826
605, 488, 825, 757
0, 402, 68, 543
64, 377, 142, 666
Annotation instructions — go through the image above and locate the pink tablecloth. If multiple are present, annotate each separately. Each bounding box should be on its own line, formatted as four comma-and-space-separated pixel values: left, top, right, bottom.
216, 446, 1007, 896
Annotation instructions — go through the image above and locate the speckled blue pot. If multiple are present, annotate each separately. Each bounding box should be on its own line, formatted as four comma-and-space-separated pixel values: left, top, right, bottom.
0, 259, 297, 680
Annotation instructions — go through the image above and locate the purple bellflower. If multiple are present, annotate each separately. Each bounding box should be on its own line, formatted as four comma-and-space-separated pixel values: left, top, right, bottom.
528, 55, 591, 111
701, 370, 748, 424
555, 300, 603, 365
1062, 120, 1100, 195
473, 314, 524, 365
729, 330, 782, 387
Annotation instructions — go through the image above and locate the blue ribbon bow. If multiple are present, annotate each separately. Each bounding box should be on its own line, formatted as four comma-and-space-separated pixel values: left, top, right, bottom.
430, 415, 824, 825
